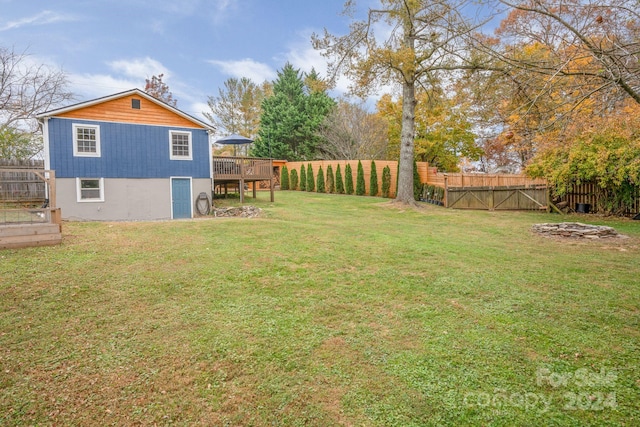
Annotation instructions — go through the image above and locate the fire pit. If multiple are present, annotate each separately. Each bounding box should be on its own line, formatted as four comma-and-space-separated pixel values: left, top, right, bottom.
531, 222, 623, 239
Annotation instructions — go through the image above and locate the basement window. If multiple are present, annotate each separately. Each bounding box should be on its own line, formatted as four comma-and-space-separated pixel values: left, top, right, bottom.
76, 178, 104, 202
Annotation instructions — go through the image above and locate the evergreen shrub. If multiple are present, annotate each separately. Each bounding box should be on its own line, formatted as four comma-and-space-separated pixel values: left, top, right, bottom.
345, 163, 354, 195
316, 166, 325, 193
326, 164, 335, 193
381, 165, 391, 198
356, 160, 366, 196
306, 163, 315, 192
280, 165, 289, 190
370, 160, 379, 196
335, 164, 345, 194
413, 160, 422, 201
300, 166, 307, 191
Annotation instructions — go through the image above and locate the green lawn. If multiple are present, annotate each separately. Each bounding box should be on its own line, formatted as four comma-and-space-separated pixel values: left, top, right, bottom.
1, 191, 639, 426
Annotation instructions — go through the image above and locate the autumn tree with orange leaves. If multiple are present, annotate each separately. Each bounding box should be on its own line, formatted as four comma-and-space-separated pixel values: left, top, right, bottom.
145, 74, 177, 107
313, 0, 486, 204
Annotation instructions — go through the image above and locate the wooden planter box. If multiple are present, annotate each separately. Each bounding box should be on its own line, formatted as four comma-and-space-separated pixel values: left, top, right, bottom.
0, 222, 62, 250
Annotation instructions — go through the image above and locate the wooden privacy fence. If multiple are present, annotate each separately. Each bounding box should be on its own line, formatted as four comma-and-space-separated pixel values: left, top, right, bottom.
559, 181, 640, 215
446, 185, 548, 211
285, 160, 430, 198
426, 168, 547, 188
0, 169, 47, 203
423, 169, 549, 211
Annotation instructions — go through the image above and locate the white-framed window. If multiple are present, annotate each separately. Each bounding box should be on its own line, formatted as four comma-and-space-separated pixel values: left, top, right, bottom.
170, 130, 192, 160
76, 178, 104, 202
73, 124, 101, 157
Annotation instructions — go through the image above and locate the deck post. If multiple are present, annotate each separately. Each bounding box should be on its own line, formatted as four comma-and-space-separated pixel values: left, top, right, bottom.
270, 159, 275, 202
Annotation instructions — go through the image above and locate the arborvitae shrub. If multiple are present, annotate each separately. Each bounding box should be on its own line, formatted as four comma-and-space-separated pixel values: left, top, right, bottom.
345, 163, 354, 195
316, 166, 325, 193
280, 165, 289, 190
290, 169, 299, 190
356, 160, 366, 195
413, 159, 422, 201
326, 164, 335, 193
335, 164, 345, 194
300, 166, 307, 191
370, 160, 379, 196
381, 165, 391, 198
306, 163, 315, 192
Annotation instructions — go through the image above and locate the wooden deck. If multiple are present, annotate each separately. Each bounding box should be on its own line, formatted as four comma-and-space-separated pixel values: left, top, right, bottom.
213, 157, 274, 203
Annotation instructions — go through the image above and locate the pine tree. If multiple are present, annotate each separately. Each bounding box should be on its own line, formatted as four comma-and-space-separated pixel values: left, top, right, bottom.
251, 63, 334, 160
370, 160, 379, 196
381, 165, 391, 198
345, 163, 354, 195
290, 169, 299, 190
356, 160, 366, 195
316, 166, 325, 193
306, 163, 315, 192
335, 164, 345, 194
280, 165, 289, 190
326, 164, 335, 193
300, 166, 307, 191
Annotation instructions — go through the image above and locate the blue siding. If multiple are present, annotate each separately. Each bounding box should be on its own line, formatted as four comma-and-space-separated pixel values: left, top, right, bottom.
48, 118, 210, 178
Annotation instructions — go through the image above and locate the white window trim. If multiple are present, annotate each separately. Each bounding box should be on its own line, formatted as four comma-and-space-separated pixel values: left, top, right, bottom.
76, 177, 105, 203
169, 130, 192, 160
72, 123, 101, 157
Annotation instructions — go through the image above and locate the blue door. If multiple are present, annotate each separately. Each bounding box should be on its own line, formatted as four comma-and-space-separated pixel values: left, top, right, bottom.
171, 178, 192, 219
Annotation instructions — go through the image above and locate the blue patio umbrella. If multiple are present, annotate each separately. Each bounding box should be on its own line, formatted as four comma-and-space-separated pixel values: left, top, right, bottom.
215, 134, 253, 156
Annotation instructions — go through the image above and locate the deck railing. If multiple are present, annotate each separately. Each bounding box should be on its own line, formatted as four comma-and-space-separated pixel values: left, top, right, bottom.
213, 156, 273, 180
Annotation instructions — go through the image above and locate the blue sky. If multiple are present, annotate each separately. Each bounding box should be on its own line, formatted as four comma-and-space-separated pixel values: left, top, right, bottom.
0, 0, 357, 127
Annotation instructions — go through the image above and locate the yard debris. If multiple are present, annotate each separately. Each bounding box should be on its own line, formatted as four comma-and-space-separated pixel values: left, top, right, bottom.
531, 222, 625, 239
213, 206, 262, 218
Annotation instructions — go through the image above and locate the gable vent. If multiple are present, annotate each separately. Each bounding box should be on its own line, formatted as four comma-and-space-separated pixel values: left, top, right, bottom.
132, 99, 141, 109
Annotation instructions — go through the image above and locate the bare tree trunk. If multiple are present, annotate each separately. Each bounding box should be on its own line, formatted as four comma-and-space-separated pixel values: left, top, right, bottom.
395, 20, 417, 205
395, 79, 417, 204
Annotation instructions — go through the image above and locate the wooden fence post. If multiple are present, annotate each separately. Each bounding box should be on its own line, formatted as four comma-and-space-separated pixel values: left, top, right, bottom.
444, 175, 448, 208
489, 188, 494, 211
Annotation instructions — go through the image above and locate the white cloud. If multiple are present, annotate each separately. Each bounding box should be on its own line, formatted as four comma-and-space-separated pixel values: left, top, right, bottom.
207, 58, 276, 83
69, 73, 140, 100
188, 101, 212, 123
285, 33, 327, 74
284, 27, 397, 108
0, 10, 76, 31
108, 57, 170, 80
284, 30, 353, 96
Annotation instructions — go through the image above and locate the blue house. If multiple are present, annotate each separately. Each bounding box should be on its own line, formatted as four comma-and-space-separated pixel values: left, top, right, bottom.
37, 89, 215, 221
